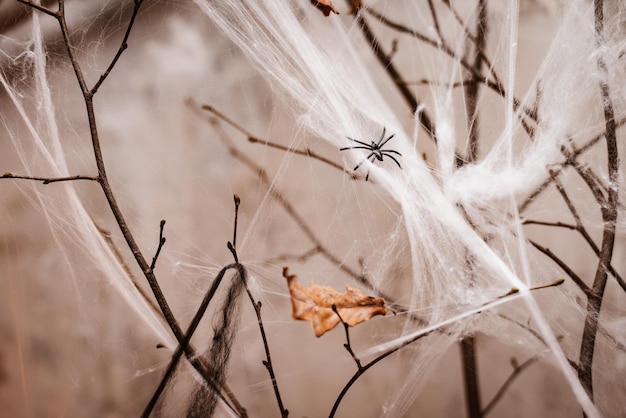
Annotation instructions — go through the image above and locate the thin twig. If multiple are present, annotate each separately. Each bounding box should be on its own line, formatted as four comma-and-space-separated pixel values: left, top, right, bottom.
426, 0, 443, 43
201, 104, 356, 178
549, 170, 626, 292
0, 173, 99, 184
229, 195, 288, 417
150, 220, 167, 271
332, 305, 363, 372
522, 219, 577, 231
246, 296, 289, 417
519, 116, 626, 213
481, 357, 537, 416
90, 0, 143, 95
529, 240, 590, 295
16, 0, 58, 18
403, 78, 477, 88
96, 224, 163, 319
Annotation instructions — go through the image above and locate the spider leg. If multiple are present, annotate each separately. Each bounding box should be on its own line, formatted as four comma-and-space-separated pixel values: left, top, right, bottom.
340, 145, 374, 151
383, 149, 402, 156
382, 152, 402, 169
378, 133, 395, 148
346, 137, 373, 148
376, 127, 387, 145
363, 154, 379, 181
353, 152, 375, 171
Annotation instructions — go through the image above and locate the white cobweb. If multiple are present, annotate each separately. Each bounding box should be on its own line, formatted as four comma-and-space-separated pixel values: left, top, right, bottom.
0, 0, 624, 417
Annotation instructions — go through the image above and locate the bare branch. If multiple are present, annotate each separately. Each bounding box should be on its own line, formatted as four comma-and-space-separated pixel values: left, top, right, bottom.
16, 0, 59, 18
482, 357, 538, 416
1, 172, 99, 184
200, 104, 355, 177
579, 0, 621, 400
91, 0, 143, 95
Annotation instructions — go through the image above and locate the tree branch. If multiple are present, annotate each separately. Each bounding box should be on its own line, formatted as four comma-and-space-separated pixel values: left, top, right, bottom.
578, 0, 620, 402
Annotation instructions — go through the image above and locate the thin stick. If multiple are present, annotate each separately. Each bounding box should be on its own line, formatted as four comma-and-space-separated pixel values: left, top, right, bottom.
481, 357, 537, 416
90, 0, 143, 96
549, 171, 626, 292
201, 104, 354, 178
16, 0, 58, 18
519, 116, 626, 213
150, 220, 167, 271
346, 4, 445, 153
0, 173, 99, 184
245, 295, 289, 418
96, 224, 163, 318
529, 240, 590, 294
522, 219, 577, 231
332, 305, 363, 372
404, 78, 477, 88
229, 195, 288, 417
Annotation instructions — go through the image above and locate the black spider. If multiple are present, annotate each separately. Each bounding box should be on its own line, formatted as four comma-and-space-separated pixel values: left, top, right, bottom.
340, 127, 402, 181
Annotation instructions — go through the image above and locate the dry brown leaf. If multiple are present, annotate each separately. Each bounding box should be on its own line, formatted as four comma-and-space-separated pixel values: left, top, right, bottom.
309, 0, 339, 17
283, 267, 387, 337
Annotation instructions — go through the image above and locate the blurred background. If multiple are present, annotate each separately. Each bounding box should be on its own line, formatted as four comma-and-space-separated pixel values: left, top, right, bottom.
0, 1, 624, 417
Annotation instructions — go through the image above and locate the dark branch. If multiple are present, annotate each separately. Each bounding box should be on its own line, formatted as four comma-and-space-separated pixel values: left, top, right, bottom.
522, 219, 577, 231
149, 220, 167, 271
579, 0, 620, 402
90, 0, 143, 95
332, 304, 363, 372
201, 103, 355, 177
245, 295, 289, 417
1, 173, 99, 184
529, 240, 590, 295
482, 357, 537, 416
16, 0, 59, 18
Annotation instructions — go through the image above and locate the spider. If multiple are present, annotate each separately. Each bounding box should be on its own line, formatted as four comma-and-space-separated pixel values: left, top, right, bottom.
340, 127, 402, 181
